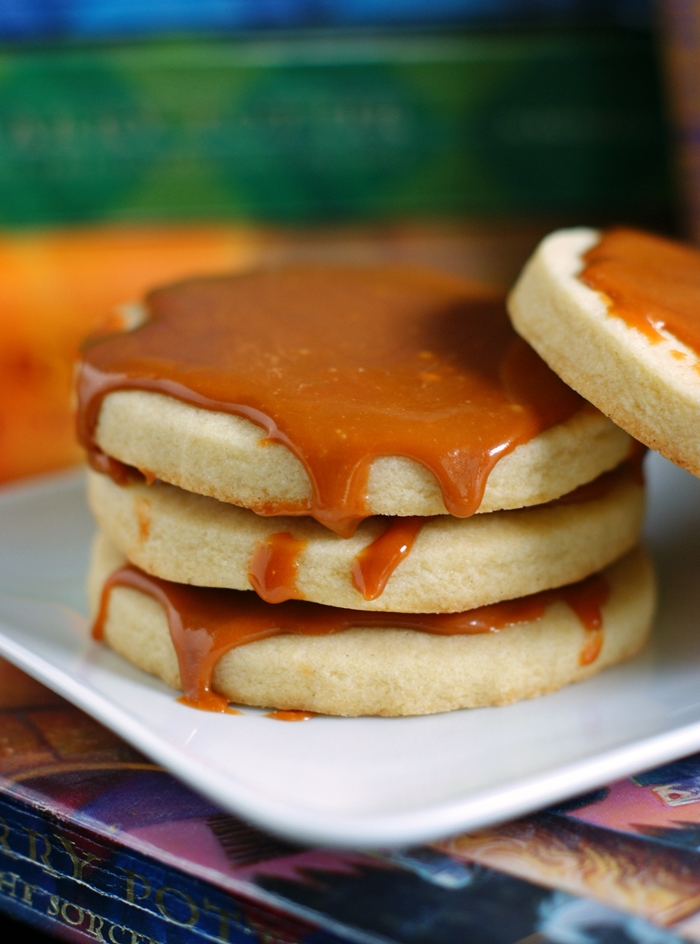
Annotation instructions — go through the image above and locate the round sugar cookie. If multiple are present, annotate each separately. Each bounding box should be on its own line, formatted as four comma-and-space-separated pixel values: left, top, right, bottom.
94, 390, 630, 519
88, 536, 656, 717
508, 227, 700, 478
81, 265, 633, 525
87, 462, 644, 613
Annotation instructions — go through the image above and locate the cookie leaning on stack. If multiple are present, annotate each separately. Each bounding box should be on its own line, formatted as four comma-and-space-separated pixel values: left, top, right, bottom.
78, 265, 654, 716
509, 227, 700, 478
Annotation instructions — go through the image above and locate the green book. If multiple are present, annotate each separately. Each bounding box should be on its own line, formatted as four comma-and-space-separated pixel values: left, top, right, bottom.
0, 30, 671, 226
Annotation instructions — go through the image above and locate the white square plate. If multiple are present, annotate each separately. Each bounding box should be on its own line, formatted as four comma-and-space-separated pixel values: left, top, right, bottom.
0, 453, 699, 848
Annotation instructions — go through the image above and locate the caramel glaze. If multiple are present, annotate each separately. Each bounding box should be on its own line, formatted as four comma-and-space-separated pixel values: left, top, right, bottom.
77, 266, 585, 537
580, 228, 700, 356
351, 516, 426, 601
248, 532, 307, 604
93, 564, 610, 712
266, 710, 316, 721
247, 518, 427, 604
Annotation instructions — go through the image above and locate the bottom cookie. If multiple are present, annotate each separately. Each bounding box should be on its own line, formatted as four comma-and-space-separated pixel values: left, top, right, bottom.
88, 534, 655, 717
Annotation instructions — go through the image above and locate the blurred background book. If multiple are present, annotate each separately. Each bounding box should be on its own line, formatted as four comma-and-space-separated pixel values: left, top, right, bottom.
0, 0, 678, 487
0, 3, 691, 940
0, 0, 655, 40
0, 28, 670, 226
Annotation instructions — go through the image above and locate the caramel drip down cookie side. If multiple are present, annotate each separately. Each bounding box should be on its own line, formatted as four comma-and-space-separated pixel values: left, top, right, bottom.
93, 560, 611, 713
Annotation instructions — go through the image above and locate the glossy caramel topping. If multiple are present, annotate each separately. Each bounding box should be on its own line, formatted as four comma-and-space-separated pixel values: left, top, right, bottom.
580, 228, 700, 353
78, 266, 585, 535
248, 519, 427, 605
351, 516, 426, 601
248, 532, 307, 604
93, 564, 610, 712
579, 631, 603, 666
266, 710, 315, 721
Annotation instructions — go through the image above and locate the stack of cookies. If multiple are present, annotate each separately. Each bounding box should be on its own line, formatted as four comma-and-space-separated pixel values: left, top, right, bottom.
79, 263, 655, 717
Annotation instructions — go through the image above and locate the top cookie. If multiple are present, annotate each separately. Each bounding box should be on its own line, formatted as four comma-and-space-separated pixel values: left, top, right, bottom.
508, 227, 700, 479
78, 265, 631, 533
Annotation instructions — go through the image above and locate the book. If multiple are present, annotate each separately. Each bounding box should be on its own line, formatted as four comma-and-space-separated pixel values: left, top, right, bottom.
0, 29, 671, 227
0, 1, 654, 43
436, 756, 700, 939
0, 658, 695, 944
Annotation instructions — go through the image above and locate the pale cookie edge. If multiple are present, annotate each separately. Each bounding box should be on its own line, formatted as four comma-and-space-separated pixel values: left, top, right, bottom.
94, 387, 631, 518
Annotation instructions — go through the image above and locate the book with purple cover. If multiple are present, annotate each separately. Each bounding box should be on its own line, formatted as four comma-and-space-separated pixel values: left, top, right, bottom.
0, 661, 697, 944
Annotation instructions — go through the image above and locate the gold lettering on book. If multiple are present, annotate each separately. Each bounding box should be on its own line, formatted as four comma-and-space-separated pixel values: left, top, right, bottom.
21, 881, 37, 905
121, 868, 151, 903
0, 818, 15, 858
0, 854, 264, 944
120, 871, 229, 938
0, 821, 98, 880
155, 885, 199, 926
87, 911, 106, 941
57, 835, 99, 880
27, 829, 54, 871
0, 871, 38, 906
203, 897, 246, 942
0, 818, 268, 944
61, 900, 85, 926
107, 925, 125, 944
0, 871, 18, 897
46, 892, 160, 944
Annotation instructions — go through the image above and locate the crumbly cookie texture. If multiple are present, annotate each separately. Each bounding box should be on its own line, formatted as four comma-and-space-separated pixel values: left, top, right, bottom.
94, 389, 631, 517
508, 227, 700, 478
88, 464, 644, 614
88, 536, 655, 717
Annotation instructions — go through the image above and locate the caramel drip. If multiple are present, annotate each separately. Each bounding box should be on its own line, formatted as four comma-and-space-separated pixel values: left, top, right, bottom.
93, 565, 610, 712
266, 710, 316, 721
351, 517, 426, 601
90, 450, 133, 486
564, 573, 608, 666
580, 228, 700, 356
249, 519, 426, 606
77, 266, 585, 535
248, 532, 307, 604
579, 632, 604, 666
